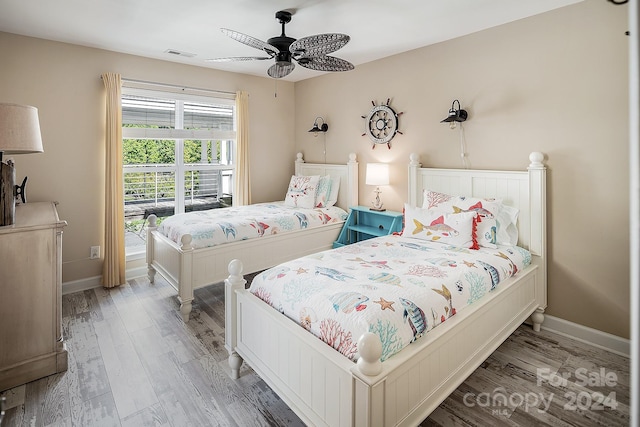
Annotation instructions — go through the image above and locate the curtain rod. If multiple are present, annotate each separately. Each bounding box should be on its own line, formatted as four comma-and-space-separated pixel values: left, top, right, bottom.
99, 75, 236, 97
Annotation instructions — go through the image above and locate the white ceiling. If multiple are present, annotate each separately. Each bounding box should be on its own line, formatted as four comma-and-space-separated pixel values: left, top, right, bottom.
0, 0, 583, 82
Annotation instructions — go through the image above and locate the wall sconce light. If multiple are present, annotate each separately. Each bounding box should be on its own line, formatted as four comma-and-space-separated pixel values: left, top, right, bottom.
440, 99, 468, 129
365, 163, 389, 211
308, 117, 328, 136
0, 103, 44, 226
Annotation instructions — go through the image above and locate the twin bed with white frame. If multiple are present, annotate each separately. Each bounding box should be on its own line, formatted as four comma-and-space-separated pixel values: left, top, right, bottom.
146, 152, 358, 321
224, 152, 547, 427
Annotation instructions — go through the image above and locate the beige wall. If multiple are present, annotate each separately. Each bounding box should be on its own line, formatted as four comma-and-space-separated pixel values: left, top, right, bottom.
295, 0, 630, 338
0, 0, 630, 339
0, 32, 296, 285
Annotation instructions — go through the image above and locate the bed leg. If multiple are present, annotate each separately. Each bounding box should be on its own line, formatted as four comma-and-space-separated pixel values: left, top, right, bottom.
148, 266, 156, 284
146, 214, 157, 285
225, 259, 247, 380
229, 352, 243, 380
531, 307, 545, 332
179, 300, 192, 322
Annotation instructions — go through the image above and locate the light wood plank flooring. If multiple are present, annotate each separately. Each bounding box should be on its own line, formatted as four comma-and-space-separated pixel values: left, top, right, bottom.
1, 274, 630, 426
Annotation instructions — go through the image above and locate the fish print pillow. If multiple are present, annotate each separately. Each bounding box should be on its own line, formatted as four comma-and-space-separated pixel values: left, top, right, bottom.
284, 175, 320, 209
402, 204, 478, 248
421, 189, 516, 248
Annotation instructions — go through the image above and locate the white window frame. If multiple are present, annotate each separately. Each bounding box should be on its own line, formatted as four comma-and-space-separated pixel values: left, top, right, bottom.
121, 83, 236, 257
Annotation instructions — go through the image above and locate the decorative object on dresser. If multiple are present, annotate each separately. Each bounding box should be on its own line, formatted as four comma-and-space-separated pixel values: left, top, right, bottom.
0, 104, 44, 226
333, 205, 403, 248
365, 162, 390, 211
0, 202, 67, 391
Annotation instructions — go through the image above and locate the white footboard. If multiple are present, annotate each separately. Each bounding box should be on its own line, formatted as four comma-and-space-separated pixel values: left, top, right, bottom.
225, 259, 357, 426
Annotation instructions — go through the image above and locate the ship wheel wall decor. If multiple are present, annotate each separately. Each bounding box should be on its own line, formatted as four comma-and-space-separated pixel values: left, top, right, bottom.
362, 99, 403, 149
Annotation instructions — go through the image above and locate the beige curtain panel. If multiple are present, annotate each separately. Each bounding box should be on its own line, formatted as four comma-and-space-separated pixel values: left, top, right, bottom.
101, 72, 126, 288
234, 90, 251, 206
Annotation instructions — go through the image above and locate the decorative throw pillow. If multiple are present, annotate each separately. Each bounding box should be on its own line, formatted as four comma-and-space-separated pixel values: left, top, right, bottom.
402, 204, 478, 249
284, 175, 320, 209
421, 189, 518, 247
315, 175, 332, 208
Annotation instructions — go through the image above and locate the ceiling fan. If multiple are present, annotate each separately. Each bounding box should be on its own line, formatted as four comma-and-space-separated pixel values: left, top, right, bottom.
207, 10, 354, 79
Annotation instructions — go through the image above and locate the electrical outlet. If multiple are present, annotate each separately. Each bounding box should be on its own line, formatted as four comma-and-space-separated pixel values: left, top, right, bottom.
90, 246, 100, 259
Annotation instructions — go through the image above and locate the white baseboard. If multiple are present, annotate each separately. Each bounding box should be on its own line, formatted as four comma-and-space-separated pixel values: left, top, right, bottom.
62, 275, 102, 295
126, 265, 148, 281
537, 314, 630, 358
61, 266, 149, 295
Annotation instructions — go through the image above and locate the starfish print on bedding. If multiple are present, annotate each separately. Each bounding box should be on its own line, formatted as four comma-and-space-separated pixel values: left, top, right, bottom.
373, 297, 395, 311
296, 267, 308, 274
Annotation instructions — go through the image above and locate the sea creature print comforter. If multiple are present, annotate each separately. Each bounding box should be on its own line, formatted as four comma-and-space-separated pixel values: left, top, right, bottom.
249, 234, 532, 362
158, 202, 347, 249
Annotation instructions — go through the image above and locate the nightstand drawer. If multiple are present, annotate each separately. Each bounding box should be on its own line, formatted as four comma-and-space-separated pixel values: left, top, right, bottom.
351, 210, 399, 235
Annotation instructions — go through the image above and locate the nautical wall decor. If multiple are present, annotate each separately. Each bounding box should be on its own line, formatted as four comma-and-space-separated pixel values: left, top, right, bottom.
362, 99, 403, 149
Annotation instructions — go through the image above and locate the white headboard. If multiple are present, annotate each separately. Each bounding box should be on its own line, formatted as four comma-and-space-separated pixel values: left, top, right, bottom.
295, 152, 358, 210
407, 152, 546, 260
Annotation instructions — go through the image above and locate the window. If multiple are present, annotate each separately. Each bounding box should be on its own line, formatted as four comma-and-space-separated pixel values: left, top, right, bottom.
121, 85, 236, 256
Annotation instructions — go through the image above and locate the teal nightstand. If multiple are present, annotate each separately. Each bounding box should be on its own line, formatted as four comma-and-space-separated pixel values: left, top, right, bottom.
333, 206, 403, 248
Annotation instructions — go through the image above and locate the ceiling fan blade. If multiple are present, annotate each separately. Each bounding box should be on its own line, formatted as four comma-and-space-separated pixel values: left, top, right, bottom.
297, 55, 354, 72
267, 62, 295, 79
221, 28, 279, 55
290, 33, 350, 56
206, 56, 273, 62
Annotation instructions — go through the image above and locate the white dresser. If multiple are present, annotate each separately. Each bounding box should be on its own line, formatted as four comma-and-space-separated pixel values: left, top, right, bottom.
0, 202, 68, 391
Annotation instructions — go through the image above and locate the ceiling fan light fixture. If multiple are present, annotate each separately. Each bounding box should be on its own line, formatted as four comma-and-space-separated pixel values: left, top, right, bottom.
267, 62, 295, 79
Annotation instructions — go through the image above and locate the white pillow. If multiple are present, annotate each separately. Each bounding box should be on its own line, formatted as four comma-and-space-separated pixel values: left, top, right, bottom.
284, 175, 320, 209
315, 175, 332, 208
496, 204, 519, 246
325, 175, 341, 207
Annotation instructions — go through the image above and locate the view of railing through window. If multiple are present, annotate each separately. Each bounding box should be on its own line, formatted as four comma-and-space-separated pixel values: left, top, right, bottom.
121, 89, 236, 255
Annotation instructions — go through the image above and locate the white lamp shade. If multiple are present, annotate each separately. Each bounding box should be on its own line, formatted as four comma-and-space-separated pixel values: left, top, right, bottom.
0, 103, 44, 154
366, 163, 390, 186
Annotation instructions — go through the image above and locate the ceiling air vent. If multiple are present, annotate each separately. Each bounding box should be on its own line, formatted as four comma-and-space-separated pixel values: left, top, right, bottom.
164, 49, 196, 58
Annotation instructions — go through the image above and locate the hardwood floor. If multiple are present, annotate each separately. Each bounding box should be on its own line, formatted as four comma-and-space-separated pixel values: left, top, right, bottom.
1, 274, 630, 426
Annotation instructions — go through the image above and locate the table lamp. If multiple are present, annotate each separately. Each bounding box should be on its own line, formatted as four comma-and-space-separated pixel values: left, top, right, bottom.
0, 103, 44, 226
366, 163, 389, 211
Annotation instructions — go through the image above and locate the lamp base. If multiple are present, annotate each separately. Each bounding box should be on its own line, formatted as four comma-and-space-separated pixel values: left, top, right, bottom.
1, 161, 16, 226
370, 187, 385, 211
